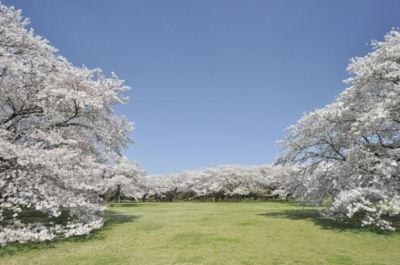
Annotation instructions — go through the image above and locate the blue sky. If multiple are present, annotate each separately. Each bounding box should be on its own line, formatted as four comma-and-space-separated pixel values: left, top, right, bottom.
4, 0, 400, 174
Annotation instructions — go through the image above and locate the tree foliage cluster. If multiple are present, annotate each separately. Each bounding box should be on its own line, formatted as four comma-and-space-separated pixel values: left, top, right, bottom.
0, 4, 133, 245
278, 30, 400, 231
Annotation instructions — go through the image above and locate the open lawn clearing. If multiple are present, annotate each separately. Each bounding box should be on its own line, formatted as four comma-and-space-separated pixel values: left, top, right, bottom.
1, 202, 399, 265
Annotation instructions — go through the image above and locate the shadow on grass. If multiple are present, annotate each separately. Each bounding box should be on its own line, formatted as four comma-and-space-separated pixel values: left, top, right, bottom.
105, 211, 139, 224
0, 210, 139, 257
111, 202, 161, 207
258, 209, 397, 234
68, 210, 140, 242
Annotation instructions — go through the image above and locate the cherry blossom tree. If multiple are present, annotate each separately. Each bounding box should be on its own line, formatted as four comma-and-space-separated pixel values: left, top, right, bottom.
101, 157, 147, 202
0, 4, 133, 244
279, 30, 400, 230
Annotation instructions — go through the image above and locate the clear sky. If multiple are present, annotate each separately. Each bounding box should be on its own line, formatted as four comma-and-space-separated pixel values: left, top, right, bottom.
4, 0, 400, 174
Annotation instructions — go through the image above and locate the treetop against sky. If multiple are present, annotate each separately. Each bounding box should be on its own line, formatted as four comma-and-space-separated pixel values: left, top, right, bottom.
4, 0, 400, 174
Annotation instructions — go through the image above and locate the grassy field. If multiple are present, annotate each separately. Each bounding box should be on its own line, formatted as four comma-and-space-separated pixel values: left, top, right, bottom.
0, 201, 399, 265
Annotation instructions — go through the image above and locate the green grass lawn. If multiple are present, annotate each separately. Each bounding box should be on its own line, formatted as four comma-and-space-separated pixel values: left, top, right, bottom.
1, 201, 399, 265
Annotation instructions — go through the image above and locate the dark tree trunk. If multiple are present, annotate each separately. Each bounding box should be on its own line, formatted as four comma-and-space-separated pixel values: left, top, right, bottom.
117, 184, 121, 203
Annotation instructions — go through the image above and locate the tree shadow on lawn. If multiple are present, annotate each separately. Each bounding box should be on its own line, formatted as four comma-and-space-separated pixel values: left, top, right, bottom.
258, 209, 398, 234
111, 202, 160, 207
0, 210, 139, 257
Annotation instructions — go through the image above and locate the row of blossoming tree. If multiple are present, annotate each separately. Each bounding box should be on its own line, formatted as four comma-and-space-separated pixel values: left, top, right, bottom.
106, 164, 290, 202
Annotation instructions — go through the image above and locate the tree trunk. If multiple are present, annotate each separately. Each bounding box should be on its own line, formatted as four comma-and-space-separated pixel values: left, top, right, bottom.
117, 184, 121, 203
